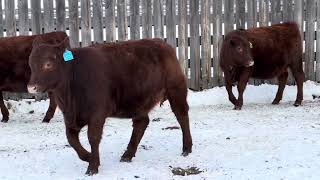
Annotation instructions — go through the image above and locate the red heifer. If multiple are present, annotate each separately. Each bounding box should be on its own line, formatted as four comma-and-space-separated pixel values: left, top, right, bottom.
0, 32, 67, 122
220, 22, 304, 110
28, 37, 193, 175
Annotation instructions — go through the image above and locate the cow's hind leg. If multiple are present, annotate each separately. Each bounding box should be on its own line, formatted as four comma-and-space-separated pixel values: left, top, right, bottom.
167, 83, 192, 156
290, 66, 304, 106
0, 92, 9, 123
121, 115, 150, 162
42, 92, 57, 123
66, 127, 91, 162
272, 71, 288, 105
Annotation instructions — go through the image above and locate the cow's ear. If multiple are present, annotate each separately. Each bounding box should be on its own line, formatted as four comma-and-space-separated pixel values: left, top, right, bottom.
32, 36, 45, 48
57, 37, 71, 50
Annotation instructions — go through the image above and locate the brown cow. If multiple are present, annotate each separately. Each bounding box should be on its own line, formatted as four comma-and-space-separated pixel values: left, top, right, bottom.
27, 37, 193, 175
0, 32, 67, 122
220, 22, 304, 110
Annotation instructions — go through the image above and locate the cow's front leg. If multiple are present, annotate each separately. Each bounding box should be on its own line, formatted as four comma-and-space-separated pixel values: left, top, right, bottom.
66, 127, 90, 162
235, 70, 250, 110
86, 118, 106, 175
224, 73, 237, 106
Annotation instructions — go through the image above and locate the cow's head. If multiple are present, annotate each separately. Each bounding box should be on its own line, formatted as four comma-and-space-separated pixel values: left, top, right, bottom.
223, 34, 254, 68
27, 36, 71, 94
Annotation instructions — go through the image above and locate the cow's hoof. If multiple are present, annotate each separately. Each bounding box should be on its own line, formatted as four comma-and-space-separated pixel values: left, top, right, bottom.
181, 150, 191, 157
233, 106, 242, 110
85, 167, 98, 176
120, 157, 132, 162
1, 117, 8, 123
42, 118, 50, 123
293, 102, 301, 107
271, 100, 280, 105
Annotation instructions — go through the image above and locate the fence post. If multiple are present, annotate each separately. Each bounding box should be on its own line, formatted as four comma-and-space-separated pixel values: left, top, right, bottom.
56, 0, 66, 32
201, 0, 211, 89
166, 0, 176, 48
317, 1, 320, 81
236, 0, 245, 29
259, 0, 268, 27
224, 0, 234, 34
130, 0, 140, 40
142, 0, 152, 38
190, 0, 200, 90
18, 0, 28, 35
81, 0, 91, 46
271, 0, 281, 24
93, 0, 103, 43
118, 0, 128, 41
178, 0, 187, 76
43, 0, 54, 33
105, 0, 116, 42
31, 0, 41, 35
5, 0, 16, 36
154, 0, 164, 38
212, 0, 222, 86
305, 0, 316, 81
68, 0, 79, 47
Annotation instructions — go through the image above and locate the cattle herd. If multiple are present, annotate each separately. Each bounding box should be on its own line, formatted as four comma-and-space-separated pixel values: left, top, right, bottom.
0, 22, 305, 175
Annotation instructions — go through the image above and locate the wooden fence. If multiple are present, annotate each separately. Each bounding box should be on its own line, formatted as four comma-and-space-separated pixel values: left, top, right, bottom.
0, 0, 319, 91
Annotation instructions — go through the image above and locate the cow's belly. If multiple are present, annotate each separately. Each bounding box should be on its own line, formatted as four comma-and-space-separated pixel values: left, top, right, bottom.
251, 60, 287, 79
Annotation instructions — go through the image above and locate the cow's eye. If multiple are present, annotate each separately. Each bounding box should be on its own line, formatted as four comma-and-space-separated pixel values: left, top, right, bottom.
43, 62, 53, 70
237, 46, 243, 53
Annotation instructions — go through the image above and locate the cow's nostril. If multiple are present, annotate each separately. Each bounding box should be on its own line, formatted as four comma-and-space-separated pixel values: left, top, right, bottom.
27, 85, 38, 94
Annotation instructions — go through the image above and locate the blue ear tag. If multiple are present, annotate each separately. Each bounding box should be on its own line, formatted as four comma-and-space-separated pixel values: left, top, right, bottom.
63, 50, 74, 62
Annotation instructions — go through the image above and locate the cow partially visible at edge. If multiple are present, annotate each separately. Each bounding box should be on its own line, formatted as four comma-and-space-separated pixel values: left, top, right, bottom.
220, 22, 304, 110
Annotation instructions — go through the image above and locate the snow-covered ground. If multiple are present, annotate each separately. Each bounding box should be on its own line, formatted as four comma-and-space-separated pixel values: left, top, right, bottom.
1, 81, 320, 180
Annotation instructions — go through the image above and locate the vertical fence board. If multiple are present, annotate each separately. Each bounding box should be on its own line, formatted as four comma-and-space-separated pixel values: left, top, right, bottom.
305, 0, 316, 81
105, 0, 116, 42
212, 0, 222, 86
283, 0, 293, 22
130, 0, 140, 39
142, 0, 152, 38
31, 0, 41, 34
68, 0, 79, 47
5, 0, 16, 36
271, 0, 281, 24
178, 0, 187, 74
154, 0, 163, 38
93, 0, 103, 43
118, 0, 128, 41
18, 0, 28, 35
0, 0, 3, 37
166, 0, 176, 47
201, 0, 211, 89
56, 0, 66, 31
236, 0, 245, 29
259, 0, 268, 26
294, 0, 304, 39
190, 0, 200, 90
316, 1, 320, 81
43, 0, 54, 33
224, 0, 234, 34
81, 0, 91, 46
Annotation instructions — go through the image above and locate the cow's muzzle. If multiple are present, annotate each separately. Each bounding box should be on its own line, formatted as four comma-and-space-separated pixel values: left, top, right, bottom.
246, 60, 254, 67
27, 84, 39, 94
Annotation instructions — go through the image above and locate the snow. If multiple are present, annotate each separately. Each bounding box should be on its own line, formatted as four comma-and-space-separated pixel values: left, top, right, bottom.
1, 81, 320, 180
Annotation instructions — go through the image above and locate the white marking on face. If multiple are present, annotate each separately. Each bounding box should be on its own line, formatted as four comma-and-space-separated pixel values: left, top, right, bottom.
249, 42, 253, 48
248, 60, 255, 67
27, 85, 38, 94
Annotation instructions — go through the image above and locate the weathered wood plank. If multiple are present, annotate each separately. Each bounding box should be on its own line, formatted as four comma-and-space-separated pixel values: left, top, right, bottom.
105, 0, 116, 42
236, 0, 245, 29
81, 0, 91, 46
153, 0, 164, 38
294, 0, 304, 40
305, 0, 316, 80
271, 0, 281, 24
68, 0, 79, 47
259, 0, 268, 27
178, 0, 187, 75
316, 0, 320, 81
142, 0, 152, 38
247, 0, 254, 28
117, 0, 128, 41
0, 0, 3, 37
190, 0, 200, 90
5, 0, 16, 36
56, 0, 66, 31
130, 0, 140, 40
18, 0, 28, 35
283, 0, 293, 22
43, 0, 54, 33
305, 0, 316, 81
31, 0, 41, 34
166, 0, 176, 47
93, 0, 103, 43
224, 0, 234, 34
201, 0, 211, 89
212, 0, 223, 86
